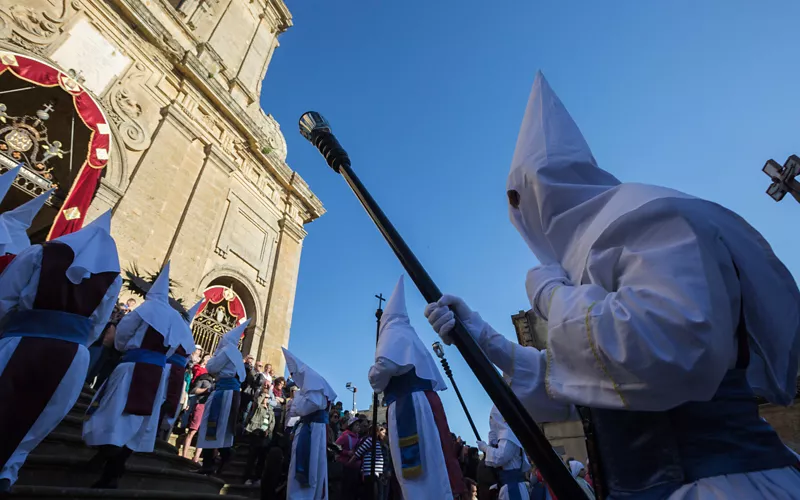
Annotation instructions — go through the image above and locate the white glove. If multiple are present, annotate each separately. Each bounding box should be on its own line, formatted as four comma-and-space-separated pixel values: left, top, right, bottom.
477, 440, 488, 453
424, 295, 486, 345
526, 264, 570, 321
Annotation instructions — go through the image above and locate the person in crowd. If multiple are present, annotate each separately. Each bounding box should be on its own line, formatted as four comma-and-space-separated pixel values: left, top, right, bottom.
181, 370, 214, 462
328, 410, 341, 439
284, 385, 301, 430
159, 299, 204, 439
369, 276, 465, 499
264, 363, 274, 385
243, 380, 276, 486
424, 72, 800, 498
333, 401, 344, 418
283, 348, 336, 500
196, 319, 250, 475
528, 469, 549, 500
568, 460, 595, 499
240, 354, 256, 424
464, 478, 479, 500
192, 352, 210, 382
479, 407, 529, 500
0, 211, 122, 493
181, 353, 211, 430
83, 262, 186, 488
85, 303, 126, 387
336, 416, 362, 499
123, 298, 136, 312
271, 376, 286, 424
476, 435, 499, 500
351, 424, 387, 500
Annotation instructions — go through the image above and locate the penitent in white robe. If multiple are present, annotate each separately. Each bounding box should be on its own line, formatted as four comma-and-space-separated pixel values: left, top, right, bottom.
82, 312, 176, 452
287, 390, 329, 500
196, 345, 240, 450
0, 246, 121, 483
385, 390, 453, 499
484, 439, 530, 500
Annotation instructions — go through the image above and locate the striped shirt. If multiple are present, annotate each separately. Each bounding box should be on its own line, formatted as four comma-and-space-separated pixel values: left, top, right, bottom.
354, 437, 384, 476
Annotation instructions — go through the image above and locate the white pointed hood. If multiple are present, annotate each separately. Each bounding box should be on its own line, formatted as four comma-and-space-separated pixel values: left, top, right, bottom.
134, 261, 187, 349
368, 275, 447, 392
489, 405, 521, 448
51, 210, 120, 284
507, 71, 620, 265
146, 261, 171, 303
282, 347, 337, 402
186, 298, 204, 324
215, 319, 249, 381
0, 189, 52, 254
0, 165, 21, 203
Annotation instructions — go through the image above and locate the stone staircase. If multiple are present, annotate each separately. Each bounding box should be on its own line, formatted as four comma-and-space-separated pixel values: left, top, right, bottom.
6, 387, 260, 500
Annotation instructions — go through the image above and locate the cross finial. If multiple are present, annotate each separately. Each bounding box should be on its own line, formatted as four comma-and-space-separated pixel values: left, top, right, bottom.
42, 104, 54, 113
375, 293, 385, 310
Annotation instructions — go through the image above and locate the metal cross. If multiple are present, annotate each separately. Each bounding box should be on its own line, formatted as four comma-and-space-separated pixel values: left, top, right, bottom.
763, 155, 800, 203
375, 293, 385, 310
42, 103, 54, 113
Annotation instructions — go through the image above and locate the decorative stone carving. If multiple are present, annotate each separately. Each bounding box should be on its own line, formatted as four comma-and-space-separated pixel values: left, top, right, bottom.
0, 0, 77, 54
104, 62, 151, 151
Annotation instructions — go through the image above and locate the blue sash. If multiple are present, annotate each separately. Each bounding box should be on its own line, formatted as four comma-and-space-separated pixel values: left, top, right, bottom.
383, 369, 433, 479
121, 348, 167, 367
1, 309, 93, 345
167, 353, 189, 367
205, 377, 241, 440
498, 468, 524, 500
295, 409, 329, 487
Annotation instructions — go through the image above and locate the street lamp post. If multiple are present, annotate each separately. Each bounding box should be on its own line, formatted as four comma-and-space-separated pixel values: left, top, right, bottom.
762, 155, 800, 203
345, 382, 357, 413
432, 341, 481, 442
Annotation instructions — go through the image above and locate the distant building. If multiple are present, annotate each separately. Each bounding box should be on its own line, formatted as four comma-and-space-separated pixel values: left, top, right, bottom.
511, 310, 586, 462
359, 397, 389, 427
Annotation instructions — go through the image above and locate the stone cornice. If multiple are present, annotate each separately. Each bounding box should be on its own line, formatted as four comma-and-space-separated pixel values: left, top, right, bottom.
108, 0, 324, 223
205, 144, 237, 173
279, 217, 307, 242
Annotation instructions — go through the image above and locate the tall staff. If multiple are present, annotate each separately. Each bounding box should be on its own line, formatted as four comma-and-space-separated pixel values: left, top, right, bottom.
369, 293, 384, 499
432, 341, 481, 443
299, 112, 585, 499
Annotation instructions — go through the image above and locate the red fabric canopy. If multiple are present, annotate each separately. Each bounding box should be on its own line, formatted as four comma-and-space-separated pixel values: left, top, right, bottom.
196, 285, 247, 321
0, 52, 110, 239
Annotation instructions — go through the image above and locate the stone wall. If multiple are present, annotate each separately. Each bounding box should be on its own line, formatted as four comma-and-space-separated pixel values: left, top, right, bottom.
0, 0, 324, 374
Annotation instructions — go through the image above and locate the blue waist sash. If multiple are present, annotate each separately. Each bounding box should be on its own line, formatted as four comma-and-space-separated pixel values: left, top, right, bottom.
383, 369, 433, 480
167, 353, 189, 367
1, 309, 93, 345
296, 409, 329, 487
121, 348, 167, 367
498, 469, 524, 500
205, 377, 241, 440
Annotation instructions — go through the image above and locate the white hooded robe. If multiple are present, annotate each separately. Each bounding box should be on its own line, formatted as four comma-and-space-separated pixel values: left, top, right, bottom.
83, 262, 185, 453
484, 407, 530, 500
368, 276, 455, 499
0, 211, 121, 484
284, 348, 336, 500
474, 72, 800, 498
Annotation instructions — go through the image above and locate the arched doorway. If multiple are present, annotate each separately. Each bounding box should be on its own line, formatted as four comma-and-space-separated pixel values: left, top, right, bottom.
189, 277, 258, 355
0, 52, 111, 240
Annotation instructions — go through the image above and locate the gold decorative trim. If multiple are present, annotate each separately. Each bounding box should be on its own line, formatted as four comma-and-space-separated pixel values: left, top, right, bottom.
585, 302, 628, 408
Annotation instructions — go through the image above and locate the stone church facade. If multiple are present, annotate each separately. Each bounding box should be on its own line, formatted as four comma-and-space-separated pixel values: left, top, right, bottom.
0, 0, 323, 373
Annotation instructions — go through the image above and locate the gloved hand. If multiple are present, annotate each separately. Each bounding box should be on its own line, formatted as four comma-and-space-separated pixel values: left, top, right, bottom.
526, 264, 570, 321
477, 440, 488, 453
423, 294, 486, 345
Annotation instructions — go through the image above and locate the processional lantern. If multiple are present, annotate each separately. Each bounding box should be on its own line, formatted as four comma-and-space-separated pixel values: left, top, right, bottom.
762, 155, 800, 203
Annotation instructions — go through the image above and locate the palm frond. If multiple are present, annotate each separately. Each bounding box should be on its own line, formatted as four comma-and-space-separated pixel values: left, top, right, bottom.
123, 264, 188, 320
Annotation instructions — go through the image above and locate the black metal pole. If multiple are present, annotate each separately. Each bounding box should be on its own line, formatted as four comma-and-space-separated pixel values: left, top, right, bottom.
437, 352, 481, 443
369, 295, 384, 499
299, 113, 585, 500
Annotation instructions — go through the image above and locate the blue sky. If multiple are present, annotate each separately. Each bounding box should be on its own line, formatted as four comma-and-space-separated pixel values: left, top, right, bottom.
262, 0, 800, 444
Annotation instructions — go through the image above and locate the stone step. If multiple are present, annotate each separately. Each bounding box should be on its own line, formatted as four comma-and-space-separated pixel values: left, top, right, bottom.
221, 484, 262, 499
54, 414, 179, 455
8, 485, 249, 499
15, 455, 225, 495
32, 432, 199, 472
